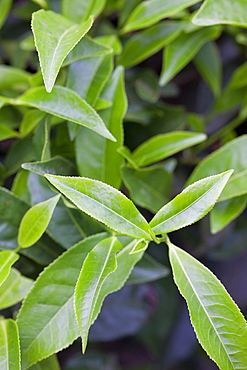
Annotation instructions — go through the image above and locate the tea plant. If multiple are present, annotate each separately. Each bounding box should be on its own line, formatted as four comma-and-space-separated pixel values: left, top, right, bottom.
0, 0, 247, 369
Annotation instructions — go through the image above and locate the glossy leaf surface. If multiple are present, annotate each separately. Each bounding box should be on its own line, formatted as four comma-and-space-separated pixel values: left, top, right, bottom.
45, 175, 152, 240
62, 0, 106, 23
17, 233, 107, 369
0, 252, 19, 286
22, 156, 76, 176
160, 27, 220, 86
32, 10, 93, 92
118, 21, 182, 68
0, 319, 20, 370
150, 171, 233, 234
17, 86, 115, 141
187, 136, 247, 201
122, 0, 200, 33
75, 237, 122, 352
0, 268, 33, 309
169, 242, 247, 369
193, 0, 247, 27
132, 132, 206, 167
18, 194, 60, 248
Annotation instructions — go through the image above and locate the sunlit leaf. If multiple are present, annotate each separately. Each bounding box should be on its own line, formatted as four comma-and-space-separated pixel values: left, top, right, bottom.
0, 318, 20, 370
0, 251, 19, 286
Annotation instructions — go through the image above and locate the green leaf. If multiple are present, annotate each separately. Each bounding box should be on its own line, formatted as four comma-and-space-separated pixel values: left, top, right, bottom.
0, 268, 33, 309
0, 318, 20, 370
0, 124, 20, 141
194, 41, 222, 96
75, 237, 122, 352
160, 27, 221, 86
130, 239, 149, 254
16, 86, 115, 141
122, 0, 200, 33
127, 253, 170, 284
150, 171, 233, 234
45, 175, 153, 240
0, 251, 19, 286
17, 233, 107, 369
132, 131, 206, 167
31, 10, 93, 92
193, 0, 247, 27
18, 194, 60, 248
63, 36, 112, 67
122, 164, 172, 213
168, 242, 247, 370
0, 65, 30, 90
0, 0, 12, 29
75, 67, 126, 189
28, 355, 60, 370
187, 135, 247, 201
20, 109, 45, 137
22, 156, 76, 176
210, 195, 247, 234
62, 0, 106, 23
11, 170, 31, 204
118, 21, 183, 68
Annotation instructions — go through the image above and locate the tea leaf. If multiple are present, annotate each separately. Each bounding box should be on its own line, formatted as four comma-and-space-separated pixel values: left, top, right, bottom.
0, 318, 20, 370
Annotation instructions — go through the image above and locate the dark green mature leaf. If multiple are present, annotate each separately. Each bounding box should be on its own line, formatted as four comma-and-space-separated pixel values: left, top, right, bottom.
194, 41, 222, 96
210, 195, 247, 234
63, 36, 112, 67
160, 27, 221, 86
16, 86, 115, 141
0, 124, 19, 141
18, 194, 60, 248
0, 66, 30, 90
17, 233, 107, 369
193, 0, 247, 27
0, 318, 20, 370
32, 10, 93, 92
150, 171, 233, 234
187, 135, 247, 201
132, 132, 206, 167
45, 175, 153, 240
75, 237, 122, 352
169, 242, 247, 370
22, 156, 76, 176
62, 0, 106, 23
122, 0, 200, 33
75, 67, 126, 189
122, 164, 172, 213
0, 268, 33, 309
20, 109, 45, 137
0, 252, 19, 286
118, 21, 183, 68
127, 253, 170, 284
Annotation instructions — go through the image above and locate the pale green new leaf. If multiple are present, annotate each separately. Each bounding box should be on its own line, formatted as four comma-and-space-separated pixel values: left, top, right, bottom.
16, 86, 115, 141
32, 10, 93, 92
160, 27, 221, 86
118, 21, 183, 68
0, 252, 19, 286
150, 171, 233, 234
0, 268, 33, 310
132, 132, 206, 167
75, 237, 122, 352
169, 242, 247, 369
0, 319, 20, 370
45, 175, 152, 240
130, 239, 149, 254
187, 135, 247, 201
193, 0, 247, 27
210, 195, 247, 234
62, 0, 106, 23
18, 194, 60, 248
17, 233, 107, 369
122, 0, 200, 33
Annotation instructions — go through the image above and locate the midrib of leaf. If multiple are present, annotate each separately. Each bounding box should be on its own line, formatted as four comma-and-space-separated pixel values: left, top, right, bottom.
153, 176, 226, 230
0, 320, 9, 369
172, 246, 234, 369
78, 238, 117, 349
0, 255, 16, 280
84, 55, 104, 100
130, 176, 165, 202
55, 182, 151, 239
